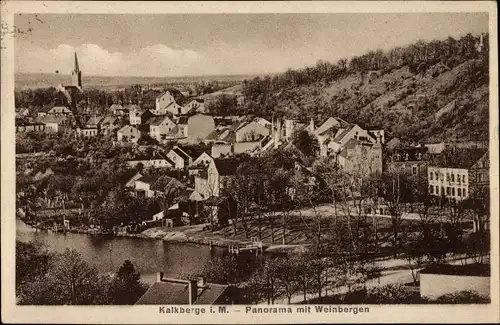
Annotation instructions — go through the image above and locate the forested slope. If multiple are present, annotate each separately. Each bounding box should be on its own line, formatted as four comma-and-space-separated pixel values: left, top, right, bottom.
240, 33, 489, 143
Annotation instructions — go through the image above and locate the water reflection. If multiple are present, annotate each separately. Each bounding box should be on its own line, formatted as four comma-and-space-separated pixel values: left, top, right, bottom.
16, 219, 224, 284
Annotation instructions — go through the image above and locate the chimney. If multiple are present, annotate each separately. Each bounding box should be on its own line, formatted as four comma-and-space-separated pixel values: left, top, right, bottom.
156, 271, 164, 283
188, 279, 198, 305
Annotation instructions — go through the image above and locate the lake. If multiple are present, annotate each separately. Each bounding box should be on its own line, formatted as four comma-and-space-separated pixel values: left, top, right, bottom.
16, 218, 225, 284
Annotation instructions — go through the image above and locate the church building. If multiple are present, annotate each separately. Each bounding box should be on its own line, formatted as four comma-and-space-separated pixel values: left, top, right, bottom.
57, 52, 83, 111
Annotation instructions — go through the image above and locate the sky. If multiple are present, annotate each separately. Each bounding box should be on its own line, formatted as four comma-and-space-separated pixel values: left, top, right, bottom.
14, 13, 489, 77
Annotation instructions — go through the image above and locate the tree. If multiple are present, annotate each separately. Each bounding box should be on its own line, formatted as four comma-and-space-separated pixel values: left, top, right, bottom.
194, 255, 256, 285
378, 171, 413, 253
16, 240, 52, 297
292, 130, 319, 158
205, 94, 238, 116
249, 257, 284, 304
19, 249, 113, 305
111, 260, 148, 305
226, 161, 262, 239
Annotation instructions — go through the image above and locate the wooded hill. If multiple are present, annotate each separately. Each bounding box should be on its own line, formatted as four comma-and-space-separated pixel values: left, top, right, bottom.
240, 33, 489, 143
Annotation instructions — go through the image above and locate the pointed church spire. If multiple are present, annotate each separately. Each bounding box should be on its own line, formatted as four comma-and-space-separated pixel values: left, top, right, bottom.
74, 52, 80, 72
72, 51, 82, 89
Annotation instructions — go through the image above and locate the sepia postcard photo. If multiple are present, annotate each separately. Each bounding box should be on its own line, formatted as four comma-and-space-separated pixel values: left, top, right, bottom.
1, 1, 499, 324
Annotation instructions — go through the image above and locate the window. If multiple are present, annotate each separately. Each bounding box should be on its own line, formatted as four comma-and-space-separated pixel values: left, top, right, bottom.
458, 175, 461, 184
430, 172, 434, 180
478, 174, 482, 182
463, 188, 467, 197
446, 187, 451, 195
412, 166, 417, 175
451, 187, 455, 196
400, 166, 405, 173
462, 175, 466, 183
436, 186, 440, 195
458, 188, 462, 197
429, 185, 433, 194
446, 173, 450, 182
451, 174, 454, 182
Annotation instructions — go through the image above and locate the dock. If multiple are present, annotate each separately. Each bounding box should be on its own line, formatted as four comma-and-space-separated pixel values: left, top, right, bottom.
228, 237, 264, 256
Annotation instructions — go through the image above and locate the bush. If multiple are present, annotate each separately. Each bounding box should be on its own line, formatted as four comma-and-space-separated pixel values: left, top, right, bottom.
363, 284, 421, 304
433, 290, 490, 304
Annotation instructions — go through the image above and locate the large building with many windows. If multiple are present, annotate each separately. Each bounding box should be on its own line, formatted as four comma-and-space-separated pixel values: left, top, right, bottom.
427, 148, 488, 200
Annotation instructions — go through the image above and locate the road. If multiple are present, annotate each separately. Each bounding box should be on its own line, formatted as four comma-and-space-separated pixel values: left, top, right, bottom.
267, 254, 482, 304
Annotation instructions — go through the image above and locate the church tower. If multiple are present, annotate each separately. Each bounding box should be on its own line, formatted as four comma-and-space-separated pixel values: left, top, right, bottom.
71, 52, 82, 89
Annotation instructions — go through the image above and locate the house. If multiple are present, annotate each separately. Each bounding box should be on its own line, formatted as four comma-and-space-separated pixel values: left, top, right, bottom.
386, 147, 429, 176
235, 120, 270, 142
427, 148, 488, 200
136, 273, 234, 305
15, 119, 45, 133
37, 102, 57, 117
162, 125, 185, 141
100, 116, 121, 135
40, 115, 69, 133
15, 107, 30, 118
129, 173, 184, 199
133, 175, 157, 198
85, 115, 104, 129
325, 124, 381, 155
46, 104, 73, 116
192, 152, 213, 167
207, 120, 266, 157
117, 125, 142, 143
154, 91, 182, 116
337, 139, 383, 177
255, 117, 272, 128
124, 104, 141, 112
150, 175, 186, 197
75, 126, 98, 138
177, 116, 189, 137
166, 146, 193, 169
313, 117, 384, 157
210, 141, 264, 158
125, 172, 143, 188
187, 114, 215, 141
110, 104, 127, 116
183, 99, 205, 114
126, 154, 175, 169
419, 264, 490, 300
129, 108, 154, 126
38, 102, 73, 118
147, 115, 177, 141
189, 152, 214, 176
205, 118, 268, 144
194, 157, 248, 199
424, 142, 447, 154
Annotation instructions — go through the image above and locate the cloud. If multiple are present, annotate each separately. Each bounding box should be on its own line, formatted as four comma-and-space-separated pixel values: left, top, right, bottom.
15, 41, 319, 77
16, 42, 204, 77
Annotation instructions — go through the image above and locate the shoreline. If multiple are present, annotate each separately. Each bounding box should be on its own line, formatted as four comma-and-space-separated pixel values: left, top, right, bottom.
22, 220, 306, 253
